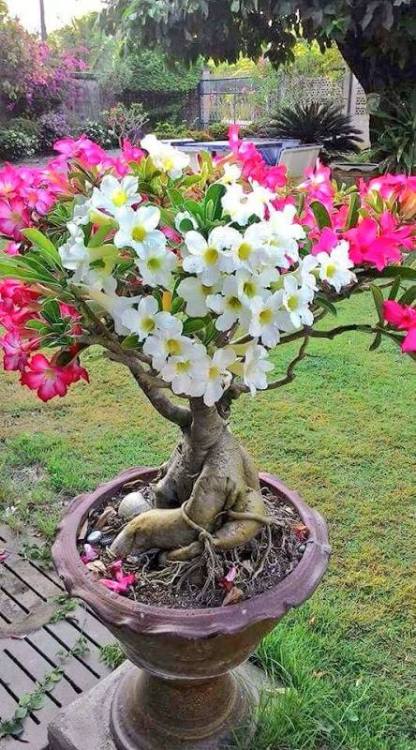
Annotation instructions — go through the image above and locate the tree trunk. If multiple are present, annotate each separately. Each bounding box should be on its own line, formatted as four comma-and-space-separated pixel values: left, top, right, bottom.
110, 399, 267, 560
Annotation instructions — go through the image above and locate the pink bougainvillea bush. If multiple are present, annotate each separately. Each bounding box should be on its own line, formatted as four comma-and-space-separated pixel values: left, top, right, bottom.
1, 127, 415, 563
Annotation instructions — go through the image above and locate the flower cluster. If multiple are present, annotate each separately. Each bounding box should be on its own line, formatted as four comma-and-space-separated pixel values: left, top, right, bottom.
0, 128, 415, 407
383, 301, 416, 352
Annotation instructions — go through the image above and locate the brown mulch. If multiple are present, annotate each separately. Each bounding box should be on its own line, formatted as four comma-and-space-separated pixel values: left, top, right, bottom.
77, 480, 307, 609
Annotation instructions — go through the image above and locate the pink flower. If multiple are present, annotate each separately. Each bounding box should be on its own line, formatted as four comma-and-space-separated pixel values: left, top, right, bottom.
0, 164, 22, 199
299, 160, 334, 209
80, 544, 98, 564
20, 186, 56, 215
402, 328, 416, 352
227, 125, 287, 190
345, 216, 404, 270
0, 331, 36, 372
122, 139, 144, 164
2, 241, 20, 256
218, 565, 237, 592
383, 300, 416, 353
20, 354, 88, 402
311, 227, 339, 255
0, 197, 31, 240
383, 301, 416, 330
99, 559, 136, 594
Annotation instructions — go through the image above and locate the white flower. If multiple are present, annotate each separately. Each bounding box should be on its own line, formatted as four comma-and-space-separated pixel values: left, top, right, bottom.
282, 276, 314, 328
245, 292, 287, 347
222, 183, 269, 226
87, 289, 141, 336
114, 206, 164, 255
175, 211, 198, 232
182, 227, 236, 284
177, 276, 218, 317
199, 347, 237, 406
207, 276, 244, 331
72, 195, 93, 225
229, 224, 270, 273
219, 163, 241, 185
141, 134, 190, 179
143, 315, 193, 369
261, 204, 305, 269
159, 342, 208, 397
316, 241, 356, 293
59, 223, 89, 274
298, 254, 319, 290
121, 296, 166, 341
243, 342, 274, 395
136, 244, 177, 289
91, 175, 140, 217
236, 268, 279, 307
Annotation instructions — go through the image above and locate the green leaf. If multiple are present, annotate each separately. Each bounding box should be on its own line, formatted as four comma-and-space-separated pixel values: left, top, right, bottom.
315, 294, 337, 316
88, 225, 111, 249
370, 284, 385, 324
377, 266, 416, 281
42, 300, 61, 324
204, 183, 225, 222
171, 296, 185, 314
23, 229, 62, 267
30, 693, 45, 711
14, 707, 28, 720
369, 332, 382, 351
345, 192, 359, 229
310, 200, 331, 229
121, 334, 140, 350
182, 317, 207, 334
399, 285, 416, 306
388, 275, 402, 300
25, 319, 48, 332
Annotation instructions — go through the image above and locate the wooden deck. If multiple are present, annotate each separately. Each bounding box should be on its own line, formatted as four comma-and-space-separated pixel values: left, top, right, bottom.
0, 525, 114, 750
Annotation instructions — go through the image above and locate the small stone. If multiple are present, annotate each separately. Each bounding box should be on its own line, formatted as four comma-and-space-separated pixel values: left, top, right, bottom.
87, 530, 102, 544
118, 492, 150, 521
298, 543, 306, 553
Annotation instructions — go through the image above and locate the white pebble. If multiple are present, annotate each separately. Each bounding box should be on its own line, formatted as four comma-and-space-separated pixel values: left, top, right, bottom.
118, 491, 150, 521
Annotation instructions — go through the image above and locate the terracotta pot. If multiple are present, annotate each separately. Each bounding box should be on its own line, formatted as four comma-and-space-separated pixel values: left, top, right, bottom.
52, 468, 330, 750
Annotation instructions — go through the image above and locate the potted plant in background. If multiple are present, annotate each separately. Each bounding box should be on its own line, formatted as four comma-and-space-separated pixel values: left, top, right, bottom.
0, 130, 415, 749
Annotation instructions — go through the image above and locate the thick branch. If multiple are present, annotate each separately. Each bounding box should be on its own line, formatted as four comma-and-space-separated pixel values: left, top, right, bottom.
266, 336, 310, 391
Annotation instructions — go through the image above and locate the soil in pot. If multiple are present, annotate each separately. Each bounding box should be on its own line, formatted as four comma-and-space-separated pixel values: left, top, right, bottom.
76, 477, 308, 609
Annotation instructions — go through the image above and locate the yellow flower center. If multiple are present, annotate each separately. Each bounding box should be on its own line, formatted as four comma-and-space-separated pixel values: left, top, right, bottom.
238, 242, 252, 261
142, 317, 155, 333
202, 285, 213, 296
112, 189, 128, 207
209, 365, 220, 379
166, 338, 181, 356
204, 246, 219, 265
326, 263, 336, 278
177, 360, 191, 373
227, 296, 241, 311
162, 156, 175, 172
259, 308, 273, 325
243, 281, 256, 298
132, 225, 147, 242
287, 294, 299, 311
147, 257, 161, 271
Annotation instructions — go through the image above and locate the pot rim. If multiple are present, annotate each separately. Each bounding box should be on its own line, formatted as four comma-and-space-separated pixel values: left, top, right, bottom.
52, 467, 331, 638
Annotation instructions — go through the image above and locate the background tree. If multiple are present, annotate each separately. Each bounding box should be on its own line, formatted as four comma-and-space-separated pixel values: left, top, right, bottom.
101, 1, 415, 103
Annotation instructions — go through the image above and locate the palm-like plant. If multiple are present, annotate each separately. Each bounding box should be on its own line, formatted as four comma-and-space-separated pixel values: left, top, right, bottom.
265, 101, 363, 163
371, 91, 416, 175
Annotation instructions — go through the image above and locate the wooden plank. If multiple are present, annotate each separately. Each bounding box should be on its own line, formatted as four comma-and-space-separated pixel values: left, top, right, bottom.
4, 638, 80, 708
27, 629, 99, 694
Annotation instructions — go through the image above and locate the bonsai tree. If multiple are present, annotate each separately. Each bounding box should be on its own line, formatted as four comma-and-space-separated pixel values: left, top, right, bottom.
0, 131, 415, 564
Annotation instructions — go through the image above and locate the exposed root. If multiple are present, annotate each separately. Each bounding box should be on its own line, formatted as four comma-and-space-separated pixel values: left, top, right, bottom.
110, 400, 268, 561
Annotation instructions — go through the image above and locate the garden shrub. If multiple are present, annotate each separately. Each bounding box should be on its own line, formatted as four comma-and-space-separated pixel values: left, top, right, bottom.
0, 128, 40, 161
80, 120, 116, 149
105, 103, 148, 146
7, 118, 41, 139
38, 112, 72, 151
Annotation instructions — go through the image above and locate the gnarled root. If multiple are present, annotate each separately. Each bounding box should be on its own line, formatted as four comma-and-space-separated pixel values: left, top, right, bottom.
110, 402, 267, 561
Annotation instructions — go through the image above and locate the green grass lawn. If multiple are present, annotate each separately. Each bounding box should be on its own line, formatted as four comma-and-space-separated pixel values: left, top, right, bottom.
0, 294, 415, 750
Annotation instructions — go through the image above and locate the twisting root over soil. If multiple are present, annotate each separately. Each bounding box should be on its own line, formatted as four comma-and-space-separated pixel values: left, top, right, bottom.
110, 399, 267, 561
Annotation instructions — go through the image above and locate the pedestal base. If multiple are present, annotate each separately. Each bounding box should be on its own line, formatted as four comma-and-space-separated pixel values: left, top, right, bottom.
48, 661, 269, 750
